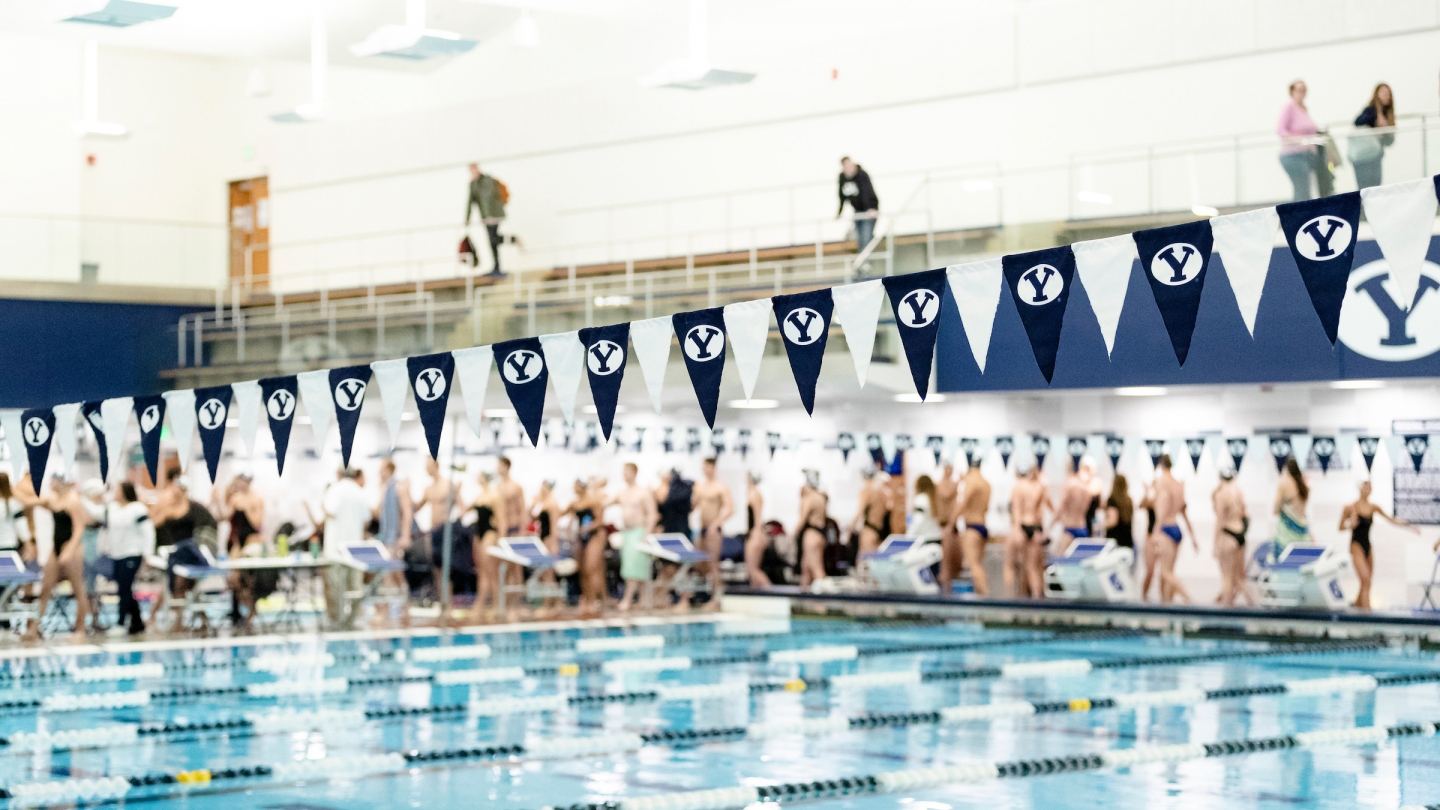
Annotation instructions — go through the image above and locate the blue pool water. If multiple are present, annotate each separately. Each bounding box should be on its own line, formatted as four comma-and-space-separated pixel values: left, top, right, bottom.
1, 616, 1438, 809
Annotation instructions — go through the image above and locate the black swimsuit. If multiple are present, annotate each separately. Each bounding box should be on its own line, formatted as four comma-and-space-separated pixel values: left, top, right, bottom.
52, 510, 73, 554
474, 505, 496, 537
1352, 514, 1373, 559
538, 509, 552, 540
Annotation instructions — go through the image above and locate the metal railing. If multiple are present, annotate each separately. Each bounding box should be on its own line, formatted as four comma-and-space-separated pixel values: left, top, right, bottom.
231, 115, 1439, 304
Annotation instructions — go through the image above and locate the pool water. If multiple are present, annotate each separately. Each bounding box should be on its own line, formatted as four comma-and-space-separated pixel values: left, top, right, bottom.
1, 615, 1438, 809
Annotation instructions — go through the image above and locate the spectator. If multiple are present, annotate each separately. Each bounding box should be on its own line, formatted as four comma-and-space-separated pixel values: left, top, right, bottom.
1350, 83, 1395, 190
104, 482, 154, 636
836, 157, 879, 253
322, 467, 371, 627
465, 163, 510, 277
1277, 80, 1319, 201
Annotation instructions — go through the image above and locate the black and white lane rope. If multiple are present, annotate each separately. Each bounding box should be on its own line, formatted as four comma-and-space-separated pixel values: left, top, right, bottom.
562, 721, 1440, 810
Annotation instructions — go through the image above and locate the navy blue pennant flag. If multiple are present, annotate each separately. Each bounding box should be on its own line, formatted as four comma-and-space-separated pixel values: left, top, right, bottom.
662, 427, 674, 453
1185, 438, 1206, 472
866, 433, 883, 465
1104, 437, 1124, 470
329, 365, 371, 468
687, 427, 702, 454
81, 401, 108, 483
837, 432, 855, 461
1134, 220, 1213, 366
133, 394, 167, 485
258, 377, 298, 476
1357, 436, 1379, 472
407, 352, 456, 460
1227, 438, 1248, 473
1269, 435, 1294, 472
578, 323, 630, 441
772, 289, 833, 414
895, 434, 914, 454
1002, 246, 1077, 383
20, 409, 56, 488
634, 426, 647, 453
736, 428, 749, 458
960, 438, 980, 466
926, 435, 945, 466
995, 436, 1014, 468
1311, 435, 1336, 473
672, 308, 728, 428
881, 269, 947, 400
193, 386, 232, 484
561, 421, 574, 449
1031, 435, 1051, 470
1277, 192, 1361, 345
711, 428, 727, 456
1405, 435, 1429, 474
494, 337, 549, 446
585, 421, 600, 451
490, 419, 504, 450
1145, 439, 1166, 469
1067, 437, 1088, 472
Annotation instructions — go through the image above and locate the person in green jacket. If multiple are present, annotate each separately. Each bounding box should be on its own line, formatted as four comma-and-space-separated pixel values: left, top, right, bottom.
465, 163, 508, 276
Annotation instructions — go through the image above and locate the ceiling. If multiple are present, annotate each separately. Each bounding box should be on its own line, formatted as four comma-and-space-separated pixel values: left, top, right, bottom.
7, 0, 660, 71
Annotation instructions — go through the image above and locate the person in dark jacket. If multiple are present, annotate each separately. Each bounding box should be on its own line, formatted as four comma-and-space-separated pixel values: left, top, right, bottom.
1350, 83, 1395, 190
465, 163, 508, 276
836, 157, 879, 252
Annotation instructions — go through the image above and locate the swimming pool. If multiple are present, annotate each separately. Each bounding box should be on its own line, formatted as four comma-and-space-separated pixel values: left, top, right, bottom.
0, 613, 1437, 809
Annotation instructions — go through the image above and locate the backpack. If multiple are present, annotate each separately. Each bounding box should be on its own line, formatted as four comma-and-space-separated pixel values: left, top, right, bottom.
458, 235, 478, 267
495, 179, 510, 205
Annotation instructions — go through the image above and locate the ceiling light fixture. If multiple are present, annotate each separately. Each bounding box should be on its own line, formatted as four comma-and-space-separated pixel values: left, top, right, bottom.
482, 408, 517, 418
350, 0, 478, 61
639, 0, 754, 90
1076, 191, 1113, 205
728, 399, 778, 409
893, 393, 946, 403
72, 40, 127, 138
271, 13, 328, 123
62, 0, 176, 28
1191, 205, 1219, 217
512, 9, 539, 47
1114, 386, 1168, 397
1330, 379, 1385, 390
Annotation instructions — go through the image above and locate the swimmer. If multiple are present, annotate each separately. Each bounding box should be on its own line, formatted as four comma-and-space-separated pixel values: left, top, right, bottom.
797, 470, 829, 589
1340, 480, 1416, 610
1212, 468, 1254, 607
954, 458, 992, 596
1147, 455, 1197, 604
851, 466, 891, 560
691, 458, 733, 601
1008, 463, 1052, 598
1053, 461, 1092, 553
743, 472, 771, 588
496, 456, 526, 536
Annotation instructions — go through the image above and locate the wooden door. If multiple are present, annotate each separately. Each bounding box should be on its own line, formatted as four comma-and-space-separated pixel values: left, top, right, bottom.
228, 177, 270, 292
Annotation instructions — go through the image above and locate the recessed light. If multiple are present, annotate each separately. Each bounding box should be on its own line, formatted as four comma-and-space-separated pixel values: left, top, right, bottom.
482, 409, 516, 418
728, 399, 778, 409
583, 404, 627, 414
1076, 191, 1113, 205
1115, 386, 1168, 397
1191, 205, 1219, 217
399, 413, 415, 422
893, 393, 947, 403
1331, 379, 1385, 390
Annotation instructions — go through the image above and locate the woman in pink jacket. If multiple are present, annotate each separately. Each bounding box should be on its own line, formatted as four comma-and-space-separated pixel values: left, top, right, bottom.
1277, 80, 1319, 201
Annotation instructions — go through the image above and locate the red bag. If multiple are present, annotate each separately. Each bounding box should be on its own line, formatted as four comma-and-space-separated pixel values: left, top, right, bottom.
459, 235, 478, 267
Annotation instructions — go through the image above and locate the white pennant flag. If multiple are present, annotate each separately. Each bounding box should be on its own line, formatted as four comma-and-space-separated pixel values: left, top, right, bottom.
296, 370, 335, 454
52, 403, 81, 477
723, 298, 771, 400
99, 397, 133, 482
230, 381, 261, 456
630, 316, 674, 414
1383, 435, 1406, 472
1290, 434, 1313, 467
1362, 177, 1439, 306
452, 345, 494, 441
1334, 434, 1357, 470
1072, 234, 1138, 356
1210, 206, 1280, 336
830, 279, 885, 387
370, 358, 410, 450
0, 411, 24, 476
945, 258, 1003, 373
162, 389, 196, 472
539, 331, 585, 425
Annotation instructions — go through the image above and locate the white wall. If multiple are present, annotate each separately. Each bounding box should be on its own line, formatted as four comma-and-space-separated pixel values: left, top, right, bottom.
6, 1, 1439, 288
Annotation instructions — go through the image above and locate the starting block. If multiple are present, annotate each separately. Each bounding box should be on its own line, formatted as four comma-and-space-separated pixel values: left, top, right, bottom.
860, 536, 942, 595
485, 536, 564, 619
1256, 543, 1352, 609
0, 552, 38, 635
640, 533, 713, 609
1044, 540, 1137, 602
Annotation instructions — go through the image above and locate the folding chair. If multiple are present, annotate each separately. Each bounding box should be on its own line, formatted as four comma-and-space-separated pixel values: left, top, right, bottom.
1420, 552, 1440, 611
0, 552, 39, 636
335, 541, 408, 625
150, 545, 232, 635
